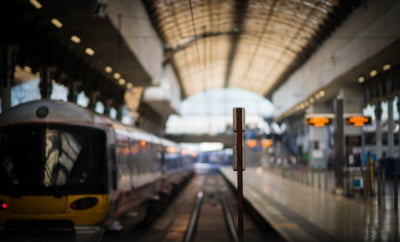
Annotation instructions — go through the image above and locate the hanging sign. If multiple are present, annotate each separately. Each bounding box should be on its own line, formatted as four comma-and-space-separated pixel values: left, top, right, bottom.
305, 113, 334, 127
346, 115, 371, 126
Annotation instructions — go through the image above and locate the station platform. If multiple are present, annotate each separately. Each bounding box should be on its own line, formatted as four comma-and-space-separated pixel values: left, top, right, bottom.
220, 166, 400, 242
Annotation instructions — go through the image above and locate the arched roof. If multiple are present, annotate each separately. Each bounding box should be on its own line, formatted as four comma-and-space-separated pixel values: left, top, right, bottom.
143, 0, 363, 98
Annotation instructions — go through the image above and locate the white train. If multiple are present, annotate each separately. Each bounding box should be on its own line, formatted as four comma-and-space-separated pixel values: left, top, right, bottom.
0, 100, 193, 233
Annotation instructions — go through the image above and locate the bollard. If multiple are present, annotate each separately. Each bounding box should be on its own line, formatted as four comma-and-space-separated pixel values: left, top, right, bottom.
318, 169, 322, 190
394, 175, 398, 211
382, 171, 386, 209
368, 156, 375, 195
364, 168, 370, 198
311, 170, 314, 188
377, 170, 382, 206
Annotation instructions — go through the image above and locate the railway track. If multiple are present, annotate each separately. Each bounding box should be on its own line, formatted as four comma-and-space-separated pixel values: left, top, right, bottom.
183, 172, 238, 242
127, 168, 280, 242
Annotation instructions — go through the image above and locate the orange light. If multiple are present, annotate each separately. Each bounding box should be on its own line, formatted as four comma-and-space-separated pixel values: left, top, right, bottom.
261, 139, 273, 148
140, 140, 147, 147
246, 139, 257, 148
166, 146, 176, 153
346, 116, 371, 126
307, 117, 331, 127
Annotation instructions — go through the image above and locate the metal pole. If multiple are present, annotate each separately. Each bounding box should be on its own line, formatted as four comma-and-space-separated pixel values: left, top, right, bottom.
375, 102, 383, 160
394, 175, 398, 211
235, 108, 244, 242
334, 98, 345, 193
368, 155, 375, 195
387, 99, 394, 157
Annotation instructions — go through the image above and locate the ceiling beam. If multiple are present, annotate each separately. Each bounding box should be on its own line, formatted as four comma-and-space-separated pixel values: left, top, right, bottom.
223, 0, 249, 88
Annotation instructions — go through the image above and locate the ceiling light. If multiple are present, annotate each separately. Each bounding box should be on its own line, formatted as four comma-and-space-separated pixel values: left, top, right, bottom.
126, 83, 133, 89
370, 69, 378, 77
382, 64, 391, 71
113, 73, 121, 79
70, 35, 81, 44
23, 66, 32, 73
118, 78, 126, 85
29, 0, 42, 9
357, 76, 365, 83
51, 18, 63, 29
105, 66, 112, 73
85, 48, 95, 56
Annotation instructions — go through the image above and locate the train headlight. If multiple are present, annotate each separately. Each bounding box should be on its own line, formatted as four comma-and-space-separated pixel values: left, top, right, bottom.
36, 106, 49, 118
0, 200, 8, 210
70, 197, 98, 210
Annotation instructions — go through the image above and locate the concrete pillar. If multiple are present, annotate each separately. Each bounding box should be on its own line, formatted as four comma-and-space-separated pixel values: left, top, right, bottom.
306, 102, 331, 169
334, 98, 345, 193
104, 99, 113, 117
39, 67, 56, 99
67, 81, 81, 103
387, 99, 394, 157
87, 91, 100, 111
116, 105, 124, 122
397, 99, 400, 158
0, 46, 18, 111
333, 85, 364, 194
375, 102, 383, 159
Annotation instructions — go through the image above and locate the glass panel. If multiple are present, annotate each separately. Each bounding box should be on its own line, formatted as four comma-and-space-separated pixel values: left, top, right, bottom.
0, 124, 107, 195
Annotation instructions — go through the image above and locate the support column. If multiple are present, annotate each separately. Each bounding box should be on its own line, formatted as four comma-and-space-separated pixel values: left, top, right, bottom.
397, 99, 400, 158
67, 81, 81, 103
334, 98, 345, 193
104, 99, 114, 117
0, 46, 18, 111
39, 67, 56, 99
375, 102, 383, 159
387, 99, 394, 157
306, 102, 331, 169
87, 91, 100, 111
116, 105, 124, 122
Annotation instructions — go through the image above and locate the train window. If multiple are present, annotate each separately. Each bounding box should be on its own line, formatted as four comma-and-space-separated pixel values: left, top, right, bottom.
43, 129, 82, 186
0, 124, 107, 195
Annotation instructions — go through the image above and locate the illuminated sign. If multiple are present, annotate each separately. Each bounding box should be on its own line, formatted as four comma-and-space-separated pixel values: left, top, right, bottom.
246, 139, 257, 148
346, 116, 371, 126
261, 139, 273, 148
306, 117, 332, 127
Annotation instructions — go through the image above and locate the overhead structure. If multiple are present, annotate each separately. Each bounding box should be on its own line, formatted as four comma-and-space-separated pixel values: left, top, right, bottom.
143, 0, 363, 99
1, 0, 154, 109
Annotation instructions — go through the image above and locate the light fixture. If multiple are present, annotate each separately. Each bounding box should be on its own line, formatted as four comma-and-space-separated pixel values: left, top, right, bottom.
105, 66, 112, 73
70, 35, 81, 44
357, 76, 365, 83
23, 66, 32, 73
29, 0, 42, 9
126, 83, 133, 89
51, 18, 63, 29
370, 69, 378, 77
113, 73, 121, 79
85, 48, 95, 56
118, 78, 126, 85
382, 64, 391, 71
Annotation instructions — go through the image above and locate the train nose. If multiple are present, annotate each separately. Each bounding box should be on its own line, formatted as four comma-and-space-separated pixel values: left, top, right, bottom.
10, 196, 68, 214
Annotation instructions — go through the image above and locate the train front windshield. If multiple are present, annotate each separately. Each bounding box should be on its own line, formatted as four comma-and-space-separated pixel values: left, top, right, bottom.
0, 124, 107, 195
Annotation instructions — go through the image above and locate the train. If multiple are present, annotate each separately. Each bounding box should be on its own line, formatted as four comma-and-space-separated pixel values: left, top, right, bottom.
0, 99, 194, 234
